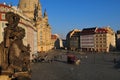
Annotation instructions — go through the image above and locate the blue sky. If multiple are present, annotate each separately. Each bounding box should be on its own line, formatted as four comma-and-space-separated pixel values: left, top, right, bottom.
1, 0, 120, 39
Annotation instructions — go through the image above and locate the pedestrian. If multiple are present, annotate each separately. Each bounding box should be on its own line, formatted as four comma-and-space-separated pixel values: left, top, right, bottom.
113, 58, 117, 64
85, 56, 88, 59
75, 59, 81, 65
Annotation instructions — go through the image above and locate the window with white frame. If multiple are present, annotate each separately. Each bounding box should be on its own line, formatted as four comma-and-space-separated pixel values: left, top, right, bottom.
1, 14, 5, 20
2, 32, 4, 37
2, 22, 7, 28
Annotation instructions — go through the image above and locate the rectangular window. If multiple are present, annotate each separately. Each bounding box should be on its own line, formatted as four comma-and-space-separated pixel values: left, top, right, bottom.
96, 45, 98, 47
1, 14, 5, 20
103, 45, 106, 47
2, 32, 4, 37
99, 34, 102, 37
100, 45, 102, 47
2, 23, 4, 28
100, 38, 102, 40
40, 37, 42, 40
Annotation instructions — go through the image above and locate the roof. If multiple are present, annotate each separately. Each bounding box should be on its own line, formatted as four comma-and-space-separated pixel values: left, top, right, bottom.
96, 28, 107, 33
117, 30, 120, 34
66, 29, 81, 38
51, 35, 58, 39
80, 27, 97, 35
0, 3, 11, 8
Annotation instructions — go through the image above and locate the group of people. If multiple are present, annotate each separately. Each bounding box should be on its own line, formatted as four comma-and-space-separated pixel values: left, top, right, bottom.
32, 52, 81, 65
32, 53, 54, 63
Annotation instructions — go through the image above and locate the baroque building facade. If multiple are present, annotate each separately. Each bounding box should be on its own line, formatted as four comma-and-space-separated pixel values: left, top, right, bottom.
51, 34, 58, 49
94, 27, 116, 52
18, 0, 42, 20
80, 27, 116, 52
66, 27, 116, 52
18, 0, 52, 52
66, 29, 81, 50
80, 27, 96, 52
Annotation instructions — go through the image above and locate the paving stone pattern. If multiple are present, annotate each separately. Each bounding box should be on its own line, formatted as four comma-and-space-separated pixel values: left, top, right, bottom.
32, 50, 120, 80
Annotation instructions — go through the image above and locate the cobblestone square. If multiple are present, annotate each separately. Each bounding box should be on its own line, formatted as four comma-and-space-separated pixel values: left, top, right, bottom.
31, 50, 120, 80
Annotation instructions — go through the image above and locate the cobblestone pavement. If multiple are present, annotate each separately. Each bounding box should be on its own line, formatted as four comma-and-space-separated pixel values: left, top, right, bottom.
32, 50, 120, 80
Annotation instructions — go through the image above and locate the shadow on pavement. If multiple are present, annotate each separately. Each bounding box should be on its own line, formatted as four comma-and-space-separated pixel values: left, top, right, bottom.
114, 63, 120, 69
54, 60, 67, 64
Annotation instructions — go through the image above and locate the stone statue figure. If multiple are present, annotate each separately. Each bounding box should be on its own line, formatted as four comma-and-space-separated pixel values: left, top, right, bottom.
0, 12, 30, 73
33, 4, 38, 21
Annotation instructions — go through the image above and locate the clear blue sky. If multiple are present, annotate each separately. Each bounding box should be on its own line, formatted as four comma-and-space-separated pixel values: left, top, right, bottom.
1, 0, 120, 39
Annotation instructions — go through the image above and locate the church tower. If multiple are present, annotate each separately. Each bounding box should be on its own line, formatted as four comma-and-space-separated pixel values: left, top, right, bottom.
18, 0, 52, 52
18, 0, 42, 20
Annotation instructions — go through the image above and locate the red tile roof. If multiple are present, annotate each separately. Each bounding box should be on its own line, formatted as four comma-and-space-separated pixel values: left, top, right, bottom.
96, 28, 107, 33
51, 35, 57, 39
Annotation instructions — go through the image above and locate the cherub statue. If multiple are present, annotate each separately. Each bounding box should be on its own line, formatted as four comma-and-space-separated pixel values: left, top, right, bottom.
0, 12, 30, 73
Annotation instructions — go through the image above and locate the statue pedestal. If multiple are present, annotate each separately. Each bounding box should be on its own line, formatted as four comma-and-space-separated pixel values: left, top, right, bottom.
14, 72, 31, 77
0, 70, 12, 80
0, 75, 11, 80
1, 70, 31, 80
12, 72, 31, 80
1, 70, 13, 75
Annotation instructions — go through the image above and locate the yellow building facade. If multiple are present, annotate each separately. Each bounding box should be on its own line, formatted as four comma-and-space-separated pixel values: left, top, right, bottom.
66, 29, 81, 50
18, 0, 52, 52
80, 27, 116, 52
94, 27, 116, 52
18, 0, 42, 20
